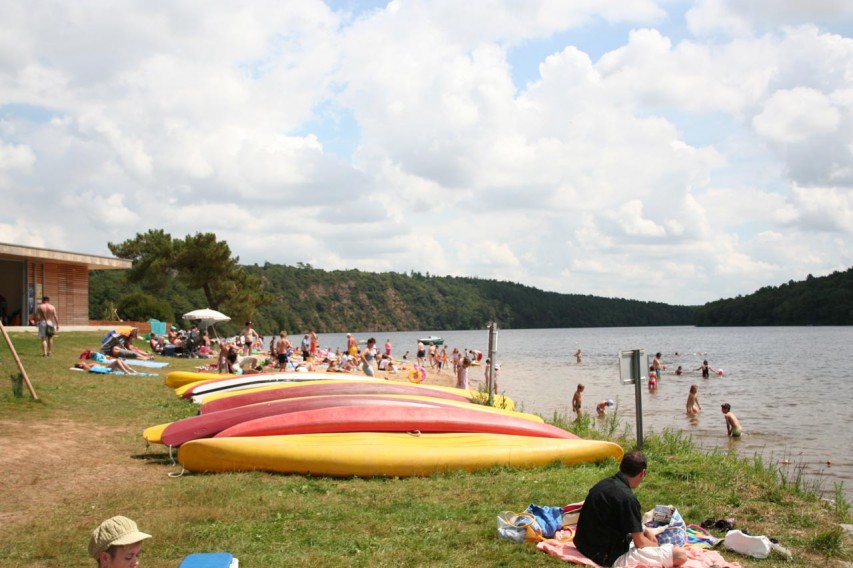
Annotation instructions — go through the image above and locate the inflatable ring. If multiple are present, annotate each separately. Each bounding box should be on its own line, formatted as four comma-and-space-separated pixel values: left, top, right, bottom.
408, 365, 426, 384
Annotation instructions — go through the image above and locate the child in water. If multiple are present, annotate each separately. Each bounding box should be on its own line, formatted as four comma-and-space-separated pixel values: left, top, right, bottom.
721, 402, 742, 437
648, 366, 657, 390
572, 384, 584, 418
696, 359, 717, 378
686, 384, 701, 415
596, 399, 615, 417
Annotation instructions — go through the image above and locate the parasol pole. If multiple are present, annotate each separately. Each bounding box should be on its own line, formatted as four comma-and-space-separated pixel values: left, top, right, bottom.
0, 321, 38, 400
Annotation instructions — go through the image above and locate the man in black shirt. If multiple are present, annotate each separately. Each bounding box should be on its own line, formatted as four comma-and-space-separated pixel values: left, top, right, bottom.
574, 450, 686, 567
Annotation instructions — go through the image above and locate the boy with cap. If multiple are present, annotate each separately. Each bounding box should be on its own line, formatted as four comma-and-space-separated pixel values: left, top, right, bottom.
89, 515, 151, 567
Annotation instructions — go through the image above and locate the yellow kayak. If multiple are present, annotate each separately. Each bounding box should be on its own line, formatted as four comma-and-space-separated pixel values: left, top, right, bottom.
166, 371, 232, 389
178, 432, 624, 477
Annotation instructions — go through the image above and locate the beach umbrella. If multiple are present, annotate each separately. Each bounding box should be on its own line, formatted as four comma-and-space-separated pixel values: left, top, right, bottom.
183, 308, 230, 339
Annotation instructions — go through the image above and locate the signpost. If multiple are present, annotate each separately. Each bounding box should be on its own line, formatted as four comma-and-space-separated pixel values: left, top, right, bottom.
618, 349, 646, 449
486, 322, 498, 406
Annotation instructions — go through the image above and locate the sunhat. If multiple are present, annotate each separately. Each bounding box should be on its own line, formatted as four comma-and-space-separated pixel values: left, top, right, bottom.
88, 516, 151, 558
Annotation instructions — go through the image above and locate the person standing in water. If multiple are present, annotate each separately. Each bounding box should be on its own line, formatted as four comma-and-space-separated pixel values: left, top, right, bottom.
686, 385, 701, 415
652, 352, 665, 379
572, 384, 585, 418
696, 359, 717, 379
721, 403, 742, 437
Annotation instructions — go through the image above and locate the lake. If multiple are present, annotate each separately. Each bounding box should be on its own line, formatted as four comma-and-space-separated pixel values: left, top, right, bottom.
292, 326, 853, 502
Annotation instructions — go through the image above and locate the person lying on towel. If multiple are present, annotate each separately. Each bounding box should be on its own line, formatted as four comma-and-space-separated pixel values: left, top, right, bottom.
76, 359, 140, 375
574, 450, 687, 567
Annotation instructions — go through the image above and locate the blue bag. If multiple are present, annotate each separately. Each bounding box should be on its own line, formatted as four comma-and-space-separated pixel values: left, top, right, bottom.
526, 503, 564, 538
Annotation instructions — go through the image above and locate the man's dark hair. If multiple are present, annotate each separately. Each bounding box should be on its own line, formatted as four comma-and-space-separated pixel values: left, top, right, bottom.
619, 449, 647, 476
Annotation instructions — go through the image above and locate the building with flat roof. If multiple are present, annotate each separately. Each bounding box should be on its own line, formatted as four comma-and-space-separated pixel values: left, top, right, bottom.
0, 242, 131, 326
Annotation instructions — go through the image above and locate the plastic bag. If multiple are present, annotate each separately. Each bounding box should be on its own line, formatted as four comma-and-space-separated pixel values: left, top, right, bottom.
496, 511, 543, 544
643, 506, 687, 546
724, 529, 772, 559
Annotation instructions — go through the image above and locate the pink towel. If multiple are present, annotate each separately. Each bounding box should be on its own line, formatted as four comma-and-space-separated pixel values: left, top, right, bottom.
536, 540, 743, 568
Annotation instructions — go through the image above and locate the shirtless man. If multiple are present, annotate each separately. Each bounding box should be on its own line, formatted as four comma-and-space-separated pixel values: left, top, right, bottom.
32, 296, 59, 356
572, 384, 585, 418
721, 403, 742, 438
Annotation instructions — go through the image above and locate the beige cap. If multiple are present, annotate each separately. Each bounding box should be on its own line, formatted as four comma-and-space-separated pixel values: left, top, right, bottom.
88, 516, 151, 558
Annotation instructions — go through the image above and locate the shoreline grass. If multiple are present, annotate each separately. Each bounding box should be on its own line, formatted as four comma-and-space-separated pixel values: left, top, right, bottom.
0, 332, 850, 567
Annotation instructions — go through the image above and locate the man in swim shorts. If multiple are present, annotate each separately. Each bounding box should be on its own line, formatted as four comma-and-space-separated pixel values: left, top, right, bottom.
721, 403, 742, 437
32, 296, 59, 357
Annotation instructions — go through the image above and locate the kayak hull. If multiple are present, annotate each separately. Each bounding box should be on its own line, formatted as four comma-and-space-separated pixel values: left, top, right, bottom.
214, 405, 577, 439
178, 432, 624, 477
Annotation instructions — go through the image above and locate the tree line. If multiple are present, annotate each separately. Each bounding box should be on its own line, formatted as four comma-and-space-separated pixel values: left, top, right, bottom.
694, 267, 853, 326
91, 230, 851, 334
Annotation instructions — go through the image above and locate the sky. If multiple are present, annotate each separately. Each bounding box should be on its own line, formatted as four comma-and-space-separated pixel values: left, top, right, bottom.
2, 0, 853, 306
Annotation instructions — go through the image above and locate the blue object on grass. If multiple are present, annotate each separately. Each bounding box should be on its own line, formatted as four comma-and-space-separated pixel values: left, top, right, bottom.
178, 552, 235, 567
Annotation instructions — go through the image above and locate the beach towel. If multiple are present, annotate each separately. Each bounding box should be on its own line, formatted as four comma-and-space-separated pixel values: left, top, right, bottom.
685, 525, 719, 548
536, 539, 743, 567
69, 367, 158, 377
120, 359, 169, 368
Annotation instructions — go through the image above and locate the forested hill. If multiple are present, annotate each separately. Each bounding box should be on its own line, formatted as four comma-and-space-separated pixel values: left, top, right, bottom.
694, 267, 853, 326
246, 264, 696, 333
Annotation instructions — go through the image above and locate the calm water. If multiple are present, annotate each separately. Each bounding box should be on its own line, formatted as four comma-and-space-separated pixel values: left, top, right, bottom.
304, 326, 853, 501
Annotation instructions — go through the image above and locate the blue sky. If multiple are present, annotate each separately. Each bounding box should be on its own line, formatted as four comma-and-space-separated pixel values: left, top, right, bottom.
2, 0, 852, 305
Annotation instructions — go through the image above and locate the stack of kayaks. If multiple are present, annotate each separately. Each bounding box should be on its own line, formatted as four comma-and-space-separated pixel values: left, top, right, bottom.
147, 371, 624, 477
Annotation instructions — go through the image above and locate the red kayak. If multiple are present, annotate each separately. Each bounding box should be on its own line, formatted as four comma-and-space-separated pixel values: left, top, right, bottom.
161, 395, 453, 447
215, 405, 578, 439
200, 382, 470, 414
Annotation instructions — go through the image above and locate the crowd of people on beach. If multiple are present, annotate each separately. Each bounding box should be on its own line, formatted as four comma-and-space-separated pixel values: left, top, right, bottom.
571, 350, 743, 439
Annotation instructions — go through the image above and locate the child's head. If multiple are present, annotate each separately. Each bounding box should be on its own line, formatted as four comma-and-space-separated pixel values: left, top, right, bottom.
721, 402, 731, 413
703, 359, 708, 365
577, 383, 585, 391
690, 384, 698, 393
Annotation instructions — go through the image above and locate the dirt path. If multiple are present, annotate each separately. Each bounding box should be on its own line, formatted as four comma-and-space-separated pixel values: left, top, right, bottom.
0, 418, 163, 531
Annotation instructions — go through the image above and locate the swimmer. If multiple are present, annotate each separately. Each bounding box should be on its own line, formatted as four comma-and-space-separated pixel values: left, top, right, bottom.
648, 366, 657, 390
721, 403, 742, 438
596, 399, 615, 417
695, 359, 717, 379
686, 384, 701, 415
572, 384, 584, 418
675, 365, 683, 376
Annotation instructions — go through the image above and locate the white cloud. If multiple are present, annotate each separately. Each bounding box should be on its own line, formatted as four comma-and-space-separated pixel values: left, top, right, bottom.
0, 0, 852, 306
753, 87, 840, 143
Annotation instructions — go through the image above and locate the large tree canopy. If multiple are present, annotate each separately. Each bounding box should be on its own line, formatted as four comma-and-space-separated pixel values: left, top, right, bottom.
108, 230, 271, 320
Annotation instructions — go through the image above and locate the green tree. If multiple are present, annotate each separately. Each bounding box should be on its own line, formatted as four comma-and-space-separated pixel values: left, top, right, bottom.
117, 291, 174, 322
107, 229, 176, 293
108, 230, 271, 320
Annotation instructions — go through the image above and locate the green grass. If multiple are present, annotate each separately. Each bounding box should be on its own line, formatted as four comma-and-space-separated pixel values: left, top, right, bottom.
0, 332, 850, 567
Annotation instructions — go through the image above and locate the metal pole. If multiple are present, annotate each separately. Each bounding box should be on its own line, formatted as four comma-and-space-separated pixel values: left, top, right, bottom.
632, 349, 643, 449
486, 322, 497, 406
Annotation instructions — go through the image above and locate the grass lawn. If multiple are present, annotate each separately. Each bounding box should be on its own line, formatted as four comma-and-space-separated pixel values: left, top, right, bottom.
0, 331, 850, 567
